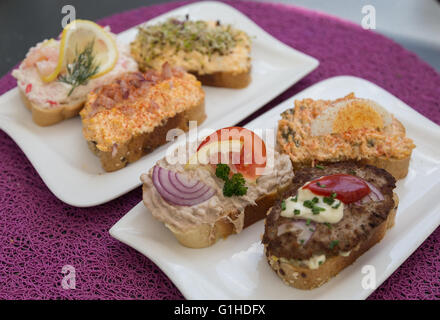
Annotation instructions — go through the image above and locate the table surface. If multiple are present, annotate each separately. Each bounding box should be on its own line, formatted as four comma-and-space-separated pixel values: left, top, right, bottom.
0, 0, 439, 300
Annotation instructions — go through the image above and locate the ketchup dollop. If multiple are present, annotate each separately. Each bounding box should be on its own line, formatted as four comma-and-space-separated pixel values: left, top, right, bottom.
304, 174, 371, 204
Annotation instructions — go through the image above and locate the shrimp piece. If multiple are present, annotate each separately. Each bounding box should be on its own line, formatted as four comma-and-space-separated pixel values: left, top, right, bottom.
22, 40, 59, 69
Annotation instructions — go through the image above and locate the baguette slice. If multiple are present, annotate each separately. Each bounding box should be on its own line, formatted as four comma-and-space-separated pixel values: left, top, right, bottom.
87, 100, 205, 172
20, 90, 85, 126
266, 193, 398, 290
163, 181, 291, 248
277, 94, 415, 180
130, 18, 252, 89
81, 66, 206, 172
263, 162, 398, 290
141, 148, 294, 248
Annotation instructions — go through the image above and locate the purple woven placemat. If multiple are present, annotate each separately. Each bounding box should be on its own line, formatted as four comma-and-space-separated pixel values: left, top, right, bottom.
0, 0, 439, 300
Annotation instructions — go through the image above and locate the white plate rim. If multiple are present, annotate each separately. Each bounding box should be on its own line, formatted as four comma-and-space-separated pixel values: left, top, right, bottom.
0, 1, 319, 207
110, 75, 440, 300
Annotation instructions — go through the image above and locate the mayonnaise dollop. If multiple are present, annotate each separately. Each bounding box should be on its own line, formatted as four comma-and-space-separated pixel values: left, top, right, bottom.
280, 185, 344, 224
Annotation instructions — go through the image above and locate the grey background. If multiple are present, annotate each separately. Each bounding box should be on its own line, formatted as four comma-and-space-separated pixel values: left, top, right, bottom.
0, 0, 439, 78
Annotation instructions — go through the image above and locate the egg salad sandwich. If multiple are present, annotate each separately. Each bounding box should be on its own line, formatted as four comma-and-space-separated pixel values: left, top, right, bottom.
12, 20, 138, 126
140, 127, 293, 248
80, 63, 206, 172
277, 93, 415, 179
263, 162, 398, 289
130, 16, 252, 88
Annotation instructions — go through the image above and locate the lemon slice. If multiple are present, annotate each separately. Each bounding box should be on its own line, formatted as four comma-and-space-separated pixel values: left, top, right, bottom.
186, 140, 243, 168
42, 19, 118, 83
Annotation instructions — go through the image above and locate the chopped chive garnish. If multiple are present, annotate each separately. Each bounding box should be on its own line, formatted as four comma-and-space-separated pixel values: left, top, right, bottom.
312, 206, 325, 215
316, 164, 325, 169
324, 222, 332, 229
331, 192, 337, 198
303, 200, 314, 209
306, 219, 311, 226
319, 260, 324, 265
281, 200, 286, 211
312, 197, 319, 204
291, 195, 298, 202
332, 201, 341, 209
323, 196, 335, 205
309, 228, 315, 232
329, 240, 339, 249
316, 182, 327, 188
299, 239, 305, 245
294, 209, 300, 215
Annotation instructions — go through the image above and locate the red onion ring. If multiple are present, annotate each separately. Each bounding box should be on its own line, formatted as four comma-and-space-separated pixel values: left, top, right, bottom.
277, 220, 316, 245
168, 171, 204, 194
355, 180, 384, 205
152, 166, 215, 206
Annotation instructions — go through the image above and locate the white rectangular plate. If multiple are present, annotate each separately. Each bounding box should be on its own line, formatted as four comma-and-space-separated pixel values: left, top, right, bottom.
0, 1, 318, 207
110, 76, 440, 300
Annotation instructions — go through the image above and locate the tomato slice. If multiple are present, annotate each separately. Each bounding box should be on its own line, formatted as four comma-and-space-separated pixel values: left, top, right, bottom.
304, 174, 371, 203
197, 127, 267, 180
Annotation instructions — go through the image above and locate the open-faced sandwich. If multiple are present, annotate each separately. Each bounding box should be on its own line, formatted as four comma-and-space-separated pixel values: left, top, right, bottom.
130, 16, 252, 88
277, 93, 415, 179
140, 127, 293, 248
12, 20, 138, 126
80, 63, 206, 172
262, 162, 398, 289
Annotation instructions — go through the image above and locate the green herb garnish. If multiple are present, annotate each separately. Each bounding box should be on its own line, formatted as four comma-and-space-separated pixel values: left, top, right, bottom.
306, 219, 311, 226
331, 192, 337, 198
216, 164, 247, 197
332, 201, 342, 209
291, 195, 298, 202
312, 206, 325, 215
315, 164, 325, 170
215, 163, 230, 181
312, 197, 319, 204
323, 196, 335, 205
329, 240, 339, 250
303, 200, 314, 209
316, 182, 327, 188
294, 209, 300, 215
58, 40, 100, 96
324, 222, 332, 229
135, 18, 247, 66
299, 239, 305, 245
223, 173, 247, 197
281, 200, 286, 211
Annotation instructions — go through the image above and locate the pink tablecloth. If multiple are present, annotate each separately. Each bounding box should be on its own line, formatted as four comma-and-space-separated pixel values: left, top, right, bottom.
0, 0, 439, 300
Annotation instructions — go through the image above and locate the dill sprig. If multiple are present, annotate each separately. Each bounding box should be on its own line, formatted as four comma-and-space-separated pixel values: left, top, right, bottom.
58, 40, 100, 96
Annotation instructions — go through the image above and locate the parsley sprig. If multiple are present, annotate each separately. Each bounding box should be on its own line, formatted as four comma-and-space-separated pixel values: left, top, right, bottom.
215, 164, 248, 197
58, 40, 100, 96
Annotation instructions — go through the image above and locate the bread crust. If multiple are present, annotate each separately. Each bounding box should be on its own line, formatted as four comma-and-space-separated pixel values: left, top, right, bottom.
290, 156, 411, 181
88, 98, 206, 172
361, 156, 410, 180
20, 91, 84, 126
191, 68, 251, 89
265, 193, 398, 290
164, 181, 291, 249
278, 105, 413, 180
